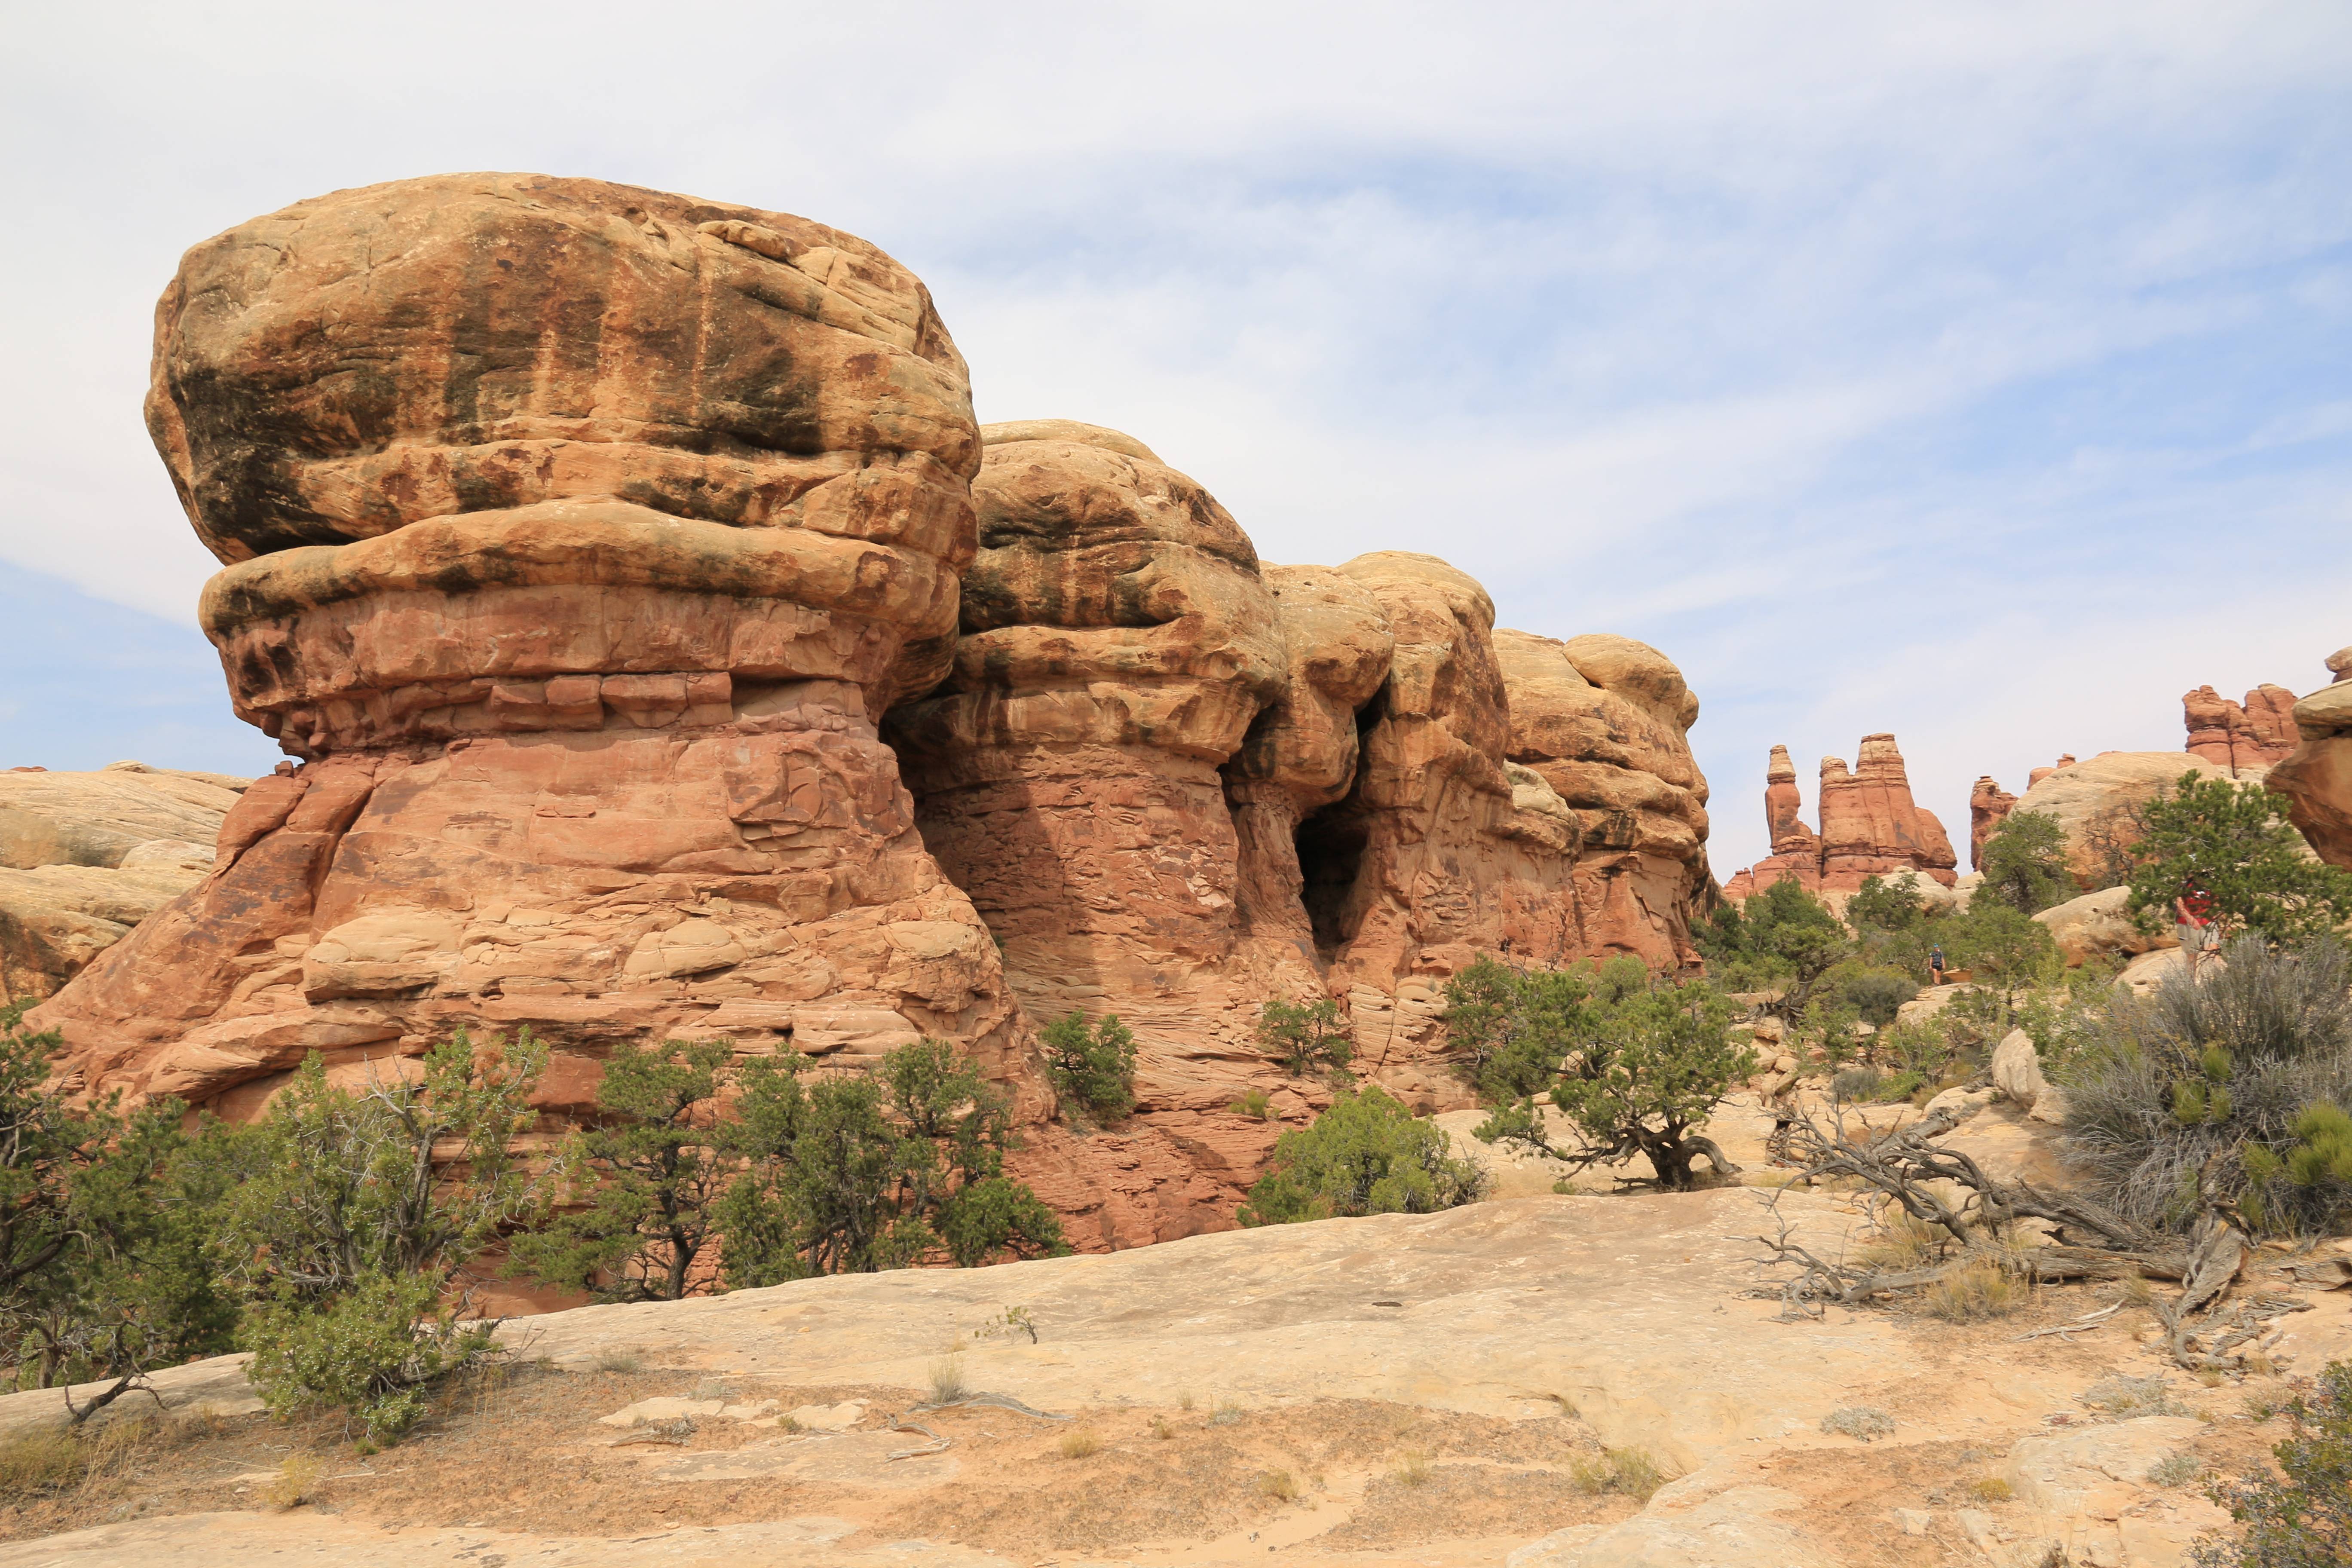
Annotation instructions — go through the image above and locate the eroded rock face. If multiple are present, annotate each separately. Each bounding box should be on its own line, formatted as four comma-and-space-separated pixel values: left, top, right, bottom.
1968, 775, 2016, 872
35, 179, 1719, 1256
2268, 651, 2352, 868
1722, 734, 1953, 896
34, 175, 1073, 1216
2183, 683, 2300, 772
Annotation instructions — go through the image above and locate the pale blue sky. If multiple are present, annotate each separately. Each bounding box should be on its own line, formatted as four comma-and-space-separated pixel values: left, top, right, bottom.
3, 3, 2347, 875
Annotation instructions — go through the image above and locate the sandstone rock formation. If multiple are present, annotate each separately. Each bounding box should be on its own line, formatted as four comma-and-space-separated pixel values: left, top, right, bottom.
34, 172, 1064, 1212
2010, 751, 2236, 891
1720, 734, 1954, 897
2027, 754, 2076, 790
2033, 885, 2174, 968
1967, 775, 2016, 871
0, 764, 245, 1003
2184, 682, 2300, 772
2267, 646, 2352, 869
29, 174, 1718, 1253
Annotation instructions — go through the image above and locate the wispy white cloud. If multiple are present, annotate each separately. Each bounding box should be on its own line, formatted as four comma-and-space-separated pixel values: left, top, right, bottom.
0, 2, 2344, 876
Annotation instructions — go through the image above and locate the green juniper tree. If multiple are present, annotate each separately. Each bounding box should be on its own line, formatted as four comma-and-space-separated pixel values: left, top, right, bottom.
1039, 1011, 1137, 1122
0, 1006, 237, 1420
217, 1030, 550, 1448
1476, 958, 1754, 1191
1255, 997, 1354, 1077
1978, 809, 2073, 914
1237, 1086, 1485, 1225
2127, 774, 2352, 946
509, 1038, 734, 1304
717, 1039, 1066, 1284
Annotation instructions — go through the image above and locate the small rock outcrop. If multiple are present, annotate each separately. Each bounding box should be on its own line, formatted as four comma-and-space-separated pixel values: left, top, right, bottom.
2183, 683, 2300, 772
0, 764, 245, 1003
1721, 734, 1954, 897
1967, 775, 2017, 871
2266, 645, 2352, 869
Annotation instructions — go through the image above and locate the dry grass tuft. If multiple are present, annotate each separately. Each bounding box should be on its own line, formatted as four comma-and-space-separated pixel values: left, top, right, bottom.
1057, 1428, 1102, 1460
1150, 1416, 1175, 1440
1571, 1447, 1666, 1501
1968, 1476, 2014, 1504
0, 1432, 86, 1500
1391, 1448, 1432, 1486
260, 1453, 325, 1511
1258, 1467, 1300, 1501
1924, 1260, 2021, 1321
1859, 1211, 1947, 1270
928, 1355, 968, 1405
591, 1347, 645, 1374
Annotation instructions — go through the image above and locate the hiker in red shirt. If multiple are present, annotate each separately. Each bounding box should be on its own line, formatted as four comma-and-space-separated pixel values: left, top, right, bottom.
2173, 880, 2218, 978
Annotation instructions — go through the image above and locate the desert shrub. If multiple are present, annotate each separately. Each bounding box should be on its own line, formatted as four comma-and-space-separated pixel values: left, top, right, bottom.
1820, 1406, 1896, 1441
1831, 1066, 1882, 1103
2063, 939, 2352, 1233
1979, 810, 2073, 914
2193, 1359, 2352, 1567
2083, 1374, 2188, 1417
1477, 959, 1753, 1190
1392, 1447, 1432, 1485
1259, 1466, 1299, 1499
1969, 1476, 2015, 1504
717, 1038, 1067, 1283
1041, 1011, 1137, 1121
1229, 1087, 1274, 1121
214, 1032, 550, 1446
1875, 1069, 1927, 1102
2128, 775, 2352, 947
0, 1006, 239, 1415
1060, 1428, 1103, 1460
1237, 1086, 1485, 1225
511, 1038, 732, 1303
1839, 966, 1919, 1028
2149, 1452, 2202, 1488
1848, 873, 1930, 938
1256, 997, 1354, 1077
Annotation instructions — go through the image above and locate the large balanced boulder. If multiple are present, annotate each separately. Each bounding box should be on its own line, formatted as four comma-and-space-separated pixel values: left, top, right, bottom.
35, 174, 1070, 1213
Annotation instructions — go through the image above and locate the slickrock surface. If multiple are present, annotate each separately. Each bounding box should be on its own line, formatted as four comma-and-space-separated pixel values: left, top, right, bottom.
3, 1185, 2324, 1568
2268, 647, 2352, 869
0, 764, 244, 1003
1721, 734, 1954, 897
30, 175, 1716, 1250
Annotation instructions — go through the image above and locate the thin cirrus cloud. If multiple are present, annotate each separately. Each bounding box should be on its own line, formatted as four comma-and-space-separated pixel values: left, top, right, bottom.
0, 2, 2346, 878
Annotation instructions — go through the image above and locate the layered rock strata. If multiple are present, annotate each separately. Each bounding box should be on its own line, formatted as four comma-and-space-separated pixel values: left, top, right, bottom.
32, 174, 1718, 1253
1721, 734, 1954, 897
2184, 683, 2300, 772
33, 172, 1066, 1208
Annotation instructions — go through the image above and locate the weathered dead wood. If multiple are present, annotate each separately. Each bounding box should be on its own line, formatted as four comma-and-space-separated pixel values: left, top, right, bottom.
1751, 1106, 2279, 1364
